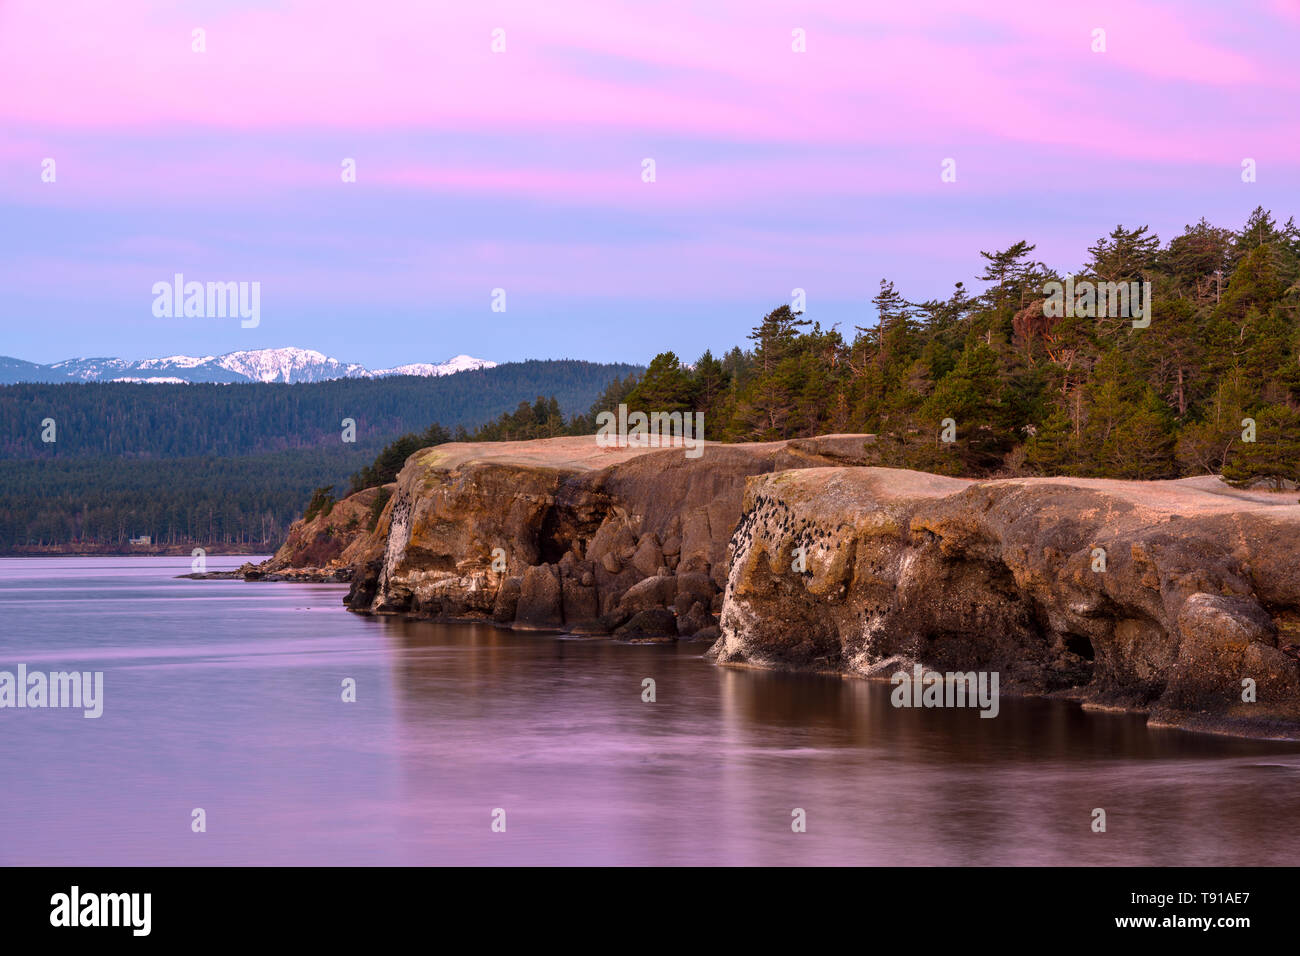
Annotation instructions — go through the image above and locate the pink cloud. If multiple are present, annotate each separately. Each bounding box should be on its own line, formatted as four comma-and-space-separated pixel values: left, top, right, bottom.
1, 0, 1295, 169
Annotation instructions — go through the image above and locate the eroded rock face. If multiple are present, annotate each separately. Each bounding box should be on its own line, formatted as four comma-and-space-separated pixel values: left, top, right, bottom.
258, 484, 390, 576
339, 434, 876, 637
271, 431, 1300, 737
709, 467, 1300, 738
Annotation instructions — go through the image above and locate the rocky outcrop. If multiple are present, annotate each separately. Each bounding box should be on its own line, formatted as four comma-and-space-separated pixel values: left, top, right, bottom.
340, 434, 876, 638
259, 430, 1300, 738
255, 483, 392, 578
709, 467, 1300, 738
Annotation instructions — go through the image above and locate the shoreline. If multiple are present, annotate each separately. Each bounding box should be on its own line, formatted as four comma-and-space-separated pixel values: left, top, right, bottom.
2, 547, 271, 558
290, 587, 1300, 743
24, 548, 1297, 743
171, 434, 1300, 743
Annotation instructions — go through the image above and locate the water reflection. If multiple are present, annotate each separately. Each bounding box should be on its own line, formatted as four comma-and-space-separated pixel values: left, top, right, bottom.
378, 617, 1300, 866
2, 557, 1298, 866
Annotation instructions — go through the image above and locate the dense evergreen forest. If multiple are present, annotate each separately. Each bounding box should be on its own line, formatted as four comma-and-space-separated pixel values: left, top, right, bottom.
346, 207, 1300, 510
712, 207, 1300, 483
0, 360, 639, 459
656, 206, 1299, 483
0, 360, 638, 550
0, 450, 370, 549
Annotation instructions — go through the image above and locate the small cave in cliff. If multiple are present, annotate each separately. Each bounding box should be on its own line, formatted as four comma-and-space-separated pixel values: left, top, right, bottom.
536, 500, 607, 566
537, 506, 572, 565
1064, 632, 1095, 661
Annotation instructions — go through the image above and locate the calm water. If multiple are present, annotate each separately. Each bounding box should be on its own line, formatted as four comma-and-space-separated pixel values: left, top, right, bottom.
2, 555, 1299, 866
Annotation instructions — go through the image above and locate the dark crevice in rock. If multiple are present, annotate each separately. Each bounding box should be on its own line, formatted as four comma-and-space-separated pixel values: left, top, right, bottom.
1064, 632, 1095, 662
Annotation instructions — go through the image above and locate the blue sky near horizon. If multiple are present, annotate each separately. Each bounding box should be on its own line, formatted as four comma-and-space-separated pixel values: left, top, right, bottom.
2, 0, 1298, 367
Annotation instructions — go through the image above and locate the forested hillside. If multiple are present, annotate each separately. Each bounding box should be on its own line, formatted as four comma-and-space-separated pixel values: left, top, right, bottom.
0, 360, 639, 459
605, 207, 1299, 484
0, 450, 369, 549
0, 360, 638, 550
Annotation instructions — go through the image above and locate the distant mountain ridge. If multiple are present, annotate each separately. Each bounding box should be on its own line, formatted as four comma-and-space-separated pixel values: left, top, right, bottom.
0, 347, 496, 385
0, 357, 644, 550
0, 358, 644, 461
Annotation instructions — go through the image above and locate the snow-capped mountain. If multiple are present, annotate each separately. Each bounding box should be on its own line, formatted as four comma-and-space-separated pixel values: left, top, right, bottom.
373, 355, 490, 377
212, 348, 370, 383
0, 348, 496, 385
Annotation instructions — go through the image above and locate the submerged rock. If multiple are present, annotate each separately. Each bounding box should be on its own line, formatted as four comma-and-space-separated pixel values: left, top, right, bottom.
615, 608, 677, 641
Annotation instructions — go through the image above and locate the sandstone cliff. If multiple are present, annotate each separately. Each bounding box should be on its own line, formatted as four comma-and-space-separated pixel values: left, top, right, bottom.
263, 433, 1300, 738
248, 483, 390, 580
711, 467, 1300, 738
341, 434, 875, 640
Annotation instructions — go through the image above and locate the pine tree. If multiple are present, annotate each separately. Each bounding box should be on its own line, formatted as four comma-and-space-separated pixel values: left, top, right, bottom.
1024, 407, 1076, 474
1087, 225, 1160, 281
1163, 218, 1233, 302
1080, 352, 1175, 478
977, 241, 1039, 311
748, 305, 811, 373
626, 352, 695, 413
1234, 206, 1282, 260
1221, 404, 1300, 488
919, 343, 1012, 471
691, 350, 729, 417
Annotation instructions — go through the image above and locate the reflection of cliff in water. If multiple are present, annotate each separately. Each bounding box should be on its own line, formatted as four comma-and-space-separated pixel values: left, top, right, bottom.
377, 616, 1300, 865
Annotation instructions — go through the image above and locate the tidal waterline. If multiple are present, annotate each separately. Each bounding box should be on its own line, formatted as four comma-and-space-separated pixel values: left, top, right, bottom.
1, 556, 1298, 866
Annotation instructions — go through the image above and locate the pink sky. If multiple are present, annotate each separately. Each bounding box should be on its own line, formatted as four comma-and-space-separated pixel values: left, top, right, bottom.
1, 0, 1296, 365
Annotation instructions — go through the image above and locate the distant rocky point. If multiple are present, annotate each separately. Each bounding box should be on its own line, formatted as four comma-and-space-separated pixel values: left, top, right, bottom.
0, 347, 495, 385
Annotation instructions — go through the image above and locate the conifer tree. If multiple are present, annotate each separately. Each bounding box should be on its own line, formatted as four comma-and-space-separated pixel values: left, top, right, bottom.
1221, 404, 1300, 488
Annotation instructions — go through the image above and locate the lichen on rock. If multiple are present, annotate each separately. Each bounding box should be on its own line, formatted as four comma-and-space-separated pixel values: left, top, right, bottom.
710, 467, 1300, 738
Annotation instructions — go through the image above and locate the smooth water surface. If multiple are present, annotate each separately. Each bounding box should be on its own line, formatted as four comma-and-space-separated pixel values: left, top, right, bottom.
2, 556, 1298, 865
